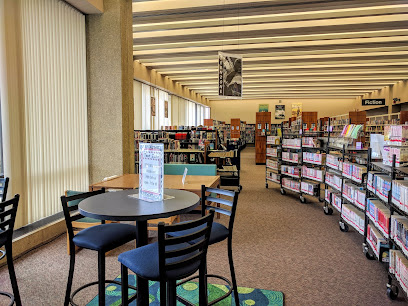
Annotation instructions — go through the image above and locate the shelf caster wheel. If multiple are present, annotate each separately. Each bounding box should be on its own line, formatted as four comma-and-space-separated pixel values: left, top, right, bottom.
239, 185, 243, 191
362, 244, 375, 260
266, 183, 268, 188
300, 196, 306, 204
324, 206, 333, 215
387, 286, 398, 300
280, 188, 286, 195
339, 221, 349, 232
319, 197, 324, 203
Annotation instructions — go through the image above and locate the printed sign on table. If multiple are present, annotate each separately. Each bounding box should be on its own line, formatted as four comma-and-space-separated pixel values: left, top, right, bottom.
139, 143, 164, 202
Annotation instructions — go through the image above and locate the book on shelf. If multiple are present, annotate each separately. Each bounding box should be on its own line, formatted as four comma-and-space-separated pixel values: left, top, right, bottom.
341, 204, 365, 235
282, 151, 300, 163
325, 171, 342, 191
389, 250, 408, 295
301, 166, 324, 182
383, 146, 408, 167
384, 125, 408, 146
392, 180, 408, 213
303, 152, 325, 165
367, 224, 388, 259
267, 172, 280, 183
367, 198, 390, 238
281, 165, 300, 177
267, 159, 279, 170
300, 181, 318, 196
282, 178, 301, 192
390, 214, 408, 259
282, 138, 301, 149
267, 136, 280, 144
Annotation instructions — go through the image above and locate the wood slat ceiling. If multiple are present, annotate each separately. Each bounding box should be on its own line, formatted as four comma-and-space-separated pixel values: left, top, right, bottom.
132, 0, 408, 100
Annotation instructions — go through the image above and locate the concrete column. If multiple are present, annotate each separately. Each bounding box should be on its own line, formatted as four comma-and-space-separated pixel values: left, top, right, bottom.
86, 0, 134, 183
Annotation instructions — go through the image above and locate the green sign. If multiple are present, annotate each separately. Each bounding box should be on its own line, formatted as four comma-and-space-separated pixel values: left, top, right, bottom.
259, 104, 269, 112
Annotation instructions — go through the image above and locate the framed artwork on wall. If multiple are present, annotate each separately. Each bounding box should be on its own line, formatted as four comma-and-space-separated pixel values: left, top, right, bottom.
275, 105, 285, 119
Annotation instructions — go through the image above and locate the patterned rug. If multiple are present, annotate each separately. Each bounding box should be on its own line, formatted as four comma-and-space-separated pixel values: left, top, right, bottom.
86, 274, 284, 305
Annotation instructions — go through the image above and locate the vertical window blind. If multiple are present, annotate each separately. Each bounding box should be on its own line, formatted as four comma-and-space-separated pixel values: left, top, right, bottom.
20, 0, 88, 223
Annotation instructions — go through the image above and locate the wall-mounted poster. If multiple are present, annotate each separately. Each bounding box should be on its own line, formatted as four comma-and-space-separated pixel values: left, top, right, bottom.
164, 100, 168, 118
151, 97, 156, 117
259, 104, 269, 112
275, 105, 285, 119
218, 52, 242, 97
291, 102, 302, 117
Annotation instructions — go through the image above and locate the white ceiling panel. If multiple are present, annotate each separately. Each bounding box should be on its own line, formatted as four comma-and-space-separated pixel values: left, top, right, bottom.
132, 0, 408, 100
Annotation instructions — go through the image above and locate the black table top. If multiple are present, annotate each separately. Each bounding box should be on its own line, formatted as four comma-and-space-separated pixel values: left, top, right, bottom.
79, 188, 200, 222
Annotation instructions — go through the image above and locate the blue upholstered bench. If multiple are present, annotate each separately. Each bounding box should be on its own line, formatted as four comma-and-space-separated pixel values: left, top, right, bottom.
164, 164, 217, 176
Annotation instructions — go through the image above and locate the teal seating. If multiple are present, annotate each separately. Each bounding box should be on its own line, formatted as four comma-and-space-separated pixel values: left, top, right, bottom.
164, 164, 217, 176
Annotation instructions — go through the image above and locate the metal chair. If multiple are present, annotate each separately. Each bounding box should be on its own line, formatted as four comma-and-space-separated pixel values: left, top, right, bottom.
0, 177, 9, 202
0, 194, 21, 306
168, 185, 240, 305
119, 210, 215, 305
65, 190, 105, 255
61, 188, 137, 306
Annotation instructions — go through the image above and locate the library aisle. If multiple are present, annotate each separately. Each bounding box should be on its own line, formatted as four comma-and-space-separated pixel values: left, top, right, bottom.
219, 147, 403, 305
0, 147, 404, 305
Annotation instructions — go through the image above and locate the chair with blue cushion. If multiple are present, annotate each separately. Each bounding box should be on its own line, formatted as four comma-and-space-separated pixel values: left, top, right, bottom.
169, 185, 240, 305
65, 190, 106, 255
0, 194, 21, 306
119, 210, 215, 305
61, 188, 137, 306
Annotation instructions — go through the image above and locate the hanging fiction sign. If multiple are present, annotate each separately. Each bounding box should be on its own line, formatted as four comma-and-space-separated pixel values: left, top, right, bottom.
362, 99, 386, 106
218, 52, 242, 97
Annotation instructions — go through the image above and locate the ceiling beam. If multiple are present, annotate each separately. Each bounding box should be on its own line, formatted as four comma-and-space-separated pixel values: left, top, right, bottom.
133, 14, 408, 40
132, 4, 408, 31
133, 36, 408, 57
132, 0, 309, 14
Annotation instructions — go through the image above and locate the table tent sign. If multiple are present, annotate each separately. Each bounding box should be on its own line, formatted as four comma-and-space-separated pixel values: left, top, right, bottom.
137, 143, 165, 202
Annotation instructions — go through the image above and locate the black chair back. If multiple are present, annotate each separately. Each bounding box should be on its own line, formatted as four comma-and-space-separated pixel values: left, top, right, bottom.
0, 177, 9, 203
201, 185, 239, 234
60, 188, 105, 244
0, 195, 19, 245
158, 209, 215, 280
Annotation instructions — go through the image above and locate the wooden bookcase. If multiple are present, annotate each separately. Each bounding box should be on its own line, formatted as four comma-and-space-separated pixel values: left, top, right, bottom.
230, 118, 241, 139
255, 112, 271, 164
301, 112, 318, 131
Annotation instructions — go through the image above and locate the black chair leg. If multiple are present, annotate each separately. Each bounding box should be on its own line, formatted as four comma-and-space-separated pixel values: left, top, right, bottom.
65, 246, 76, 306
5, 240, 21, 306
160, 280, 166, 306
199, 263, 208, 306
228, 240, 239, 306
166, 280, 177, 306
121, 264, 128, 306
98, 251, 105, 306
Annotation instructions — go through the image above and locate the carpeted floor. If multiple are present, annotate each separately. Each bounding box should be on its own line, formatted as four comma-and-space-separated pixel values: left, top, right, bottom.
0, 147, 405, 305
86, 276, 284, 305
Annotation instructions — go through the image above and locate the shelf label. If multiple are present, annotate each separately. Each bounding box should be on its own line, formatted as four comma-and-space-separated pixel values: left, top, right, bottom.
139, 143, 164, 202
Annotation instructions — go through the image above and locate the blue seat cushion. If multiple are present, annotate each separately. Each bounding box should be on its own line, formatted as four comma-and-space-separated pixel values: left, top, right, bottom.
118, 242, 200, 281
73, 223, 136, 251
167, 222, 229, 245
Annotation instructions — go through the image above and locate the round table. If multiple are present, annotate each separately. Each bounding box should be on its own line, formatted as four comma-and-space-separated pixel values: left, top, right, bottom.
79, 188, 200, 306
